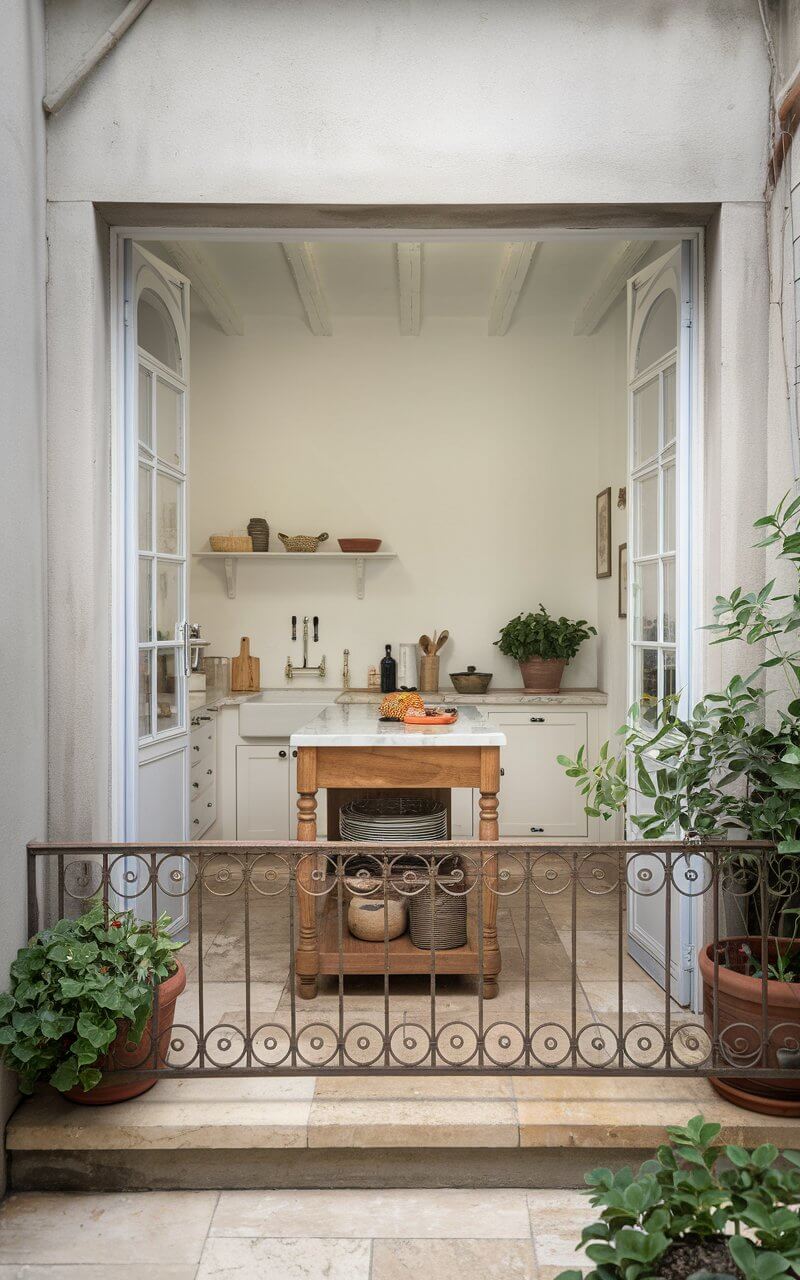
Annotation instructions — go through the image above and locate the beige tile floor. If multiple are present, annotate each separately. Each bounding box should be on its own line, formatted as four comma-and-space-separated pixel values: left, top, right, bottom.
0, 1187, 589, 1279
176, 854, 698, 1077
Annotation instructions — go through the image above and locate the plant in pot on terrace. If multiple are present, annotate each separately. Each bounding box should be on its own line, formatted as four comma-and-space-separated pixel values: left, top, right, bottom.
559, 491, 800, 1114
494, 604, 596, 692
0, 903, 186, 1105
555, 1115, 800, 1280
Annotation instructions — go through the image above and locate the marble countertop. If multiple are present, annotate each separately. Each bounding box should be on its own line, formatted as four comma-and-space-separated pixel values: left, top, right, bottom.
336, 688, 608, 707
290, 702, 506, 748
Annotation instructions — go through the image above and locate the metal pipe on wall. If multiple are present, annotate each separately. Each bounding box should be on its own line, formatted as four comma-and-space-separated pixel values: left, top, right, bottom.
42, 0, 153, 116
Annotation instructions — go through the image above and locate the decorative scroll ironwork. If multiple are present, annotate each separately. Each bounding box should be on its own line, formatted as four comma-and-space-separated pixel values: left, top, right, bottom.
25, 840, 800, 1079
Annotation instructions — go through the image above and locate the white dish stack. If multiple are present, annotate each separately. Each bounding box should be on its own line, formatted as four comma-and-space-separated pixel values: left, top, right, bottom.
339, 796, 447, 843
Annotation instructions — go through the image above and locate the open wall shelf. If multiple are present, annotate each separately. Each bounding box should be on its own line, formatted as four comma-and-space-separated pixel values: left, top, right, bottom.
192, 551, 397, 599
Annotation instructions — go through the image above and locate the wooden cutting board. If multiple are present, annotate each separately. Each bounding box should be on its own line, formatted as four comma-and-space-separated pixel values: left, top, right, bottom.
231, 636, 260, 692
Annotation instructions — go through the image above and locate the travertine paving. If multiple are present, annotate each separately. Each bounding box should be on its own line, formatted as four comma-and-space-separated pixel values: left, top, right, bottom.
0, 1187, 588, 1279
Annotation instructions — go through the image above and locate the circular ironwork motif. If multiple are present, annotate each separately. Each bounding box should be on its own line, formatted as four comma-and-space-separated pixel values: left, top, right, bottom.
529, 1022, 572, 1067
295, 853, 338, 898
251, 1023, 292, 1068
203, 1022, 247, 1068
530, 853, 572, 897
717, 1020, 763, 1069
669, 1023, 711, 1068
482, 1021, 526, 1067
576, 1022, 619, 1069
625, 853, 667, 897
670, 851, 713, 898
160, 1023, 200, 1069
434, 1021, 479, 1067
577, 852, 619, 896
486, 853, 527, 898
201, 853, 246, 897
296, 1022, 339, 1067
247, 853, 292, 897
342, 1023, 386, 1067
388, 1022, 432, 1067
109, 852, 152, 900
622, 1022, 666, 1068
63, 857, 105, 902
156, 854, 197, 897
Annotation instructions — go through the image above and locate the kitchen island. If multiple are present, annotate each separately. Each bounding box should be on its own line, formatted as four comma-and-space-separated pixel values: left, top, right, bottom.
290, 704, 506, 999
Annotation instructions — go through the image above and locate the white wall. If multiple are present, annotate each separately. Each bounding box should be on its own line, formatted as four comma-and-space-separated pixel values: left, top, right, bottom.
44, 0, 768, 206
189, 300, 629, 702
0, 0, 47, 1193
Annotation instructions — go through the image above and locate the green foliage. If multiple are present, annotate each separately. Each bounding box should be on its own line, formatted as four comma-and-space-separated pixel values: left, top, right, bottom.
555, 1116, 800, 1280
559, 493, 800, 956
0, 904, 183, 1095
495, 604, 596, 663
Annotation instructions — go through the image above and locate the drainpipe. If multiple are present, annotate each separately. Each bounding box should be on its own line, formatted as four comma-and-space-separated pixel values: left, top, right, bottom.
42, 0, 153, 116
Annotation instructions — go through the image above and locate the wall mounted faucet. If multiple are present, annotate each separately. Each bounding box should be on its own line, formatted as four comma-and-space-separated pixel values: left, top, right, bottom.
285, 615, 326, 680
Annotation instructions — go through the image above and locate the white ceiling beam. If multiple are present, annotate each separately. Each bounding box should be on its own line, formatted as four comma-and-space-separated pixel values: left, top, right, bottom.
396, 243, 422, 335
573, 241, 651, 337
163, 242, 244, 336
281, 243, 332, 336
488, 242, 539, 336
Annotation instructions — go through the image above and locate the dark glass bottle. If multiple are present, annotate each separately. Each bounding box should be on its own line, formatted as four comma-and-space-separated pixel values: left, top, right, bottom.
380, 644, 397, 692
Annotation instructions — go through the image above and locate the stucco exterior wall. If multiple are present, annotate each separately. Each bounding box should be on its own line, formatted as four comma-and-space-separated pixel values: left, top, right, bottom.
0, 0, 47, 1193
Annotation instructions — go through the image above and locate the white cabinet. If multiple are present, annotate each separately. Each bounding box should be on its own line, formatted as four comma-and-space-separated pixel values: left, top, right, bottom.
484, 710, 590, 839
189, 711, 217, 838
236, 744, 291, 840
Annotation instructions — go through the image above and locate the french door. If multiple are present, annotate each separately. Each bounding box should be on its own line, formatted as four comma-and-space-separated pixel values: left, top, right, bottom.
625, 243, 695, 1007
124, 244, 191, 931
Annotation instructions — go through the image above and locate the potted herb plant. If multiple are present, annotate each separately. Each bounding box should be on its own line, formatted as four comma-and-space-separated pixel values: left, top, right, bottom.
560, 493, 800, 1114
0, 903, 186, 1105
556, 1115, 800, 1280
495, 604, 597, 692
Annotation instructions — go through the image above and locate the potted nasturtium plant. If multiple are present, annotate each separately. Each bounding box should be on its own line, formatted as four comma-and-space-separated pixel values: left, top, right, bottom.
560, 493, 800, 1115
556, 1115, 800, 1280
495, 604, 596, 692
0, 904, 185, 1105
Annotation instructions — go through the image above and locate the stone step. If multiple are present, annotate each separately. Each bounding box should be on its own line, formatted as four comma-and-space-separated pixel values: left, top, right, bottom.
9, 1075, 800, 1191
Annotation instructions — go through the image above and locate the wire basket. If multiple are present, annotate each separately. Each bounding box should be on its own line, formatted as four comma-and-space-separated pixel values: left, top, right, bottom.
409, 880, 468, 950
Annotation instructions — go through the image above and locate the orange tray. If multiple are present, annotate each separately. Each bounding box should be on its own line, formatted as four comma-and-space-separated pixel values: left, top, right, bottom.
403, 710, 458, 725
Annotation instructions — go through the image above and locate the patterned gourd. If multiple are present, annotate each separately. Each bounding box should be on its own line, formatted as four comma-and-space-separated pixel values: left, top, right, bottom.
379, 691, 425, 720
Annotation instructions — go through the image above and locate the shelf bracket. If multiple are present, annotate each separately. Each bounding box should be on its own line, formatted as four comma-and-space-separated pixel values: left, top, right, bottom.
355, 555, 366, 600
224, 556, 237, 599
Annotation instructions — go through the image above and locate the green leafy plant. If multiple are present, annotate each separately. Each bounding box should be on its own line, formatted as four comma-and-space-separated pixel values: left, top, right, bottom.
0, 904, 184, 1095
559, 493, 800, 963
495, 604, 596, 663
556, 1115, 800, 1280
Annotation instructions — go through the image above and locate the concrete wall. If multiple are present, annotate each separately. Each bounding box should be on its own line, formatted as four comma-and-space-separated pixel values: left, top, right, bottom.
0, 0, 47, 1193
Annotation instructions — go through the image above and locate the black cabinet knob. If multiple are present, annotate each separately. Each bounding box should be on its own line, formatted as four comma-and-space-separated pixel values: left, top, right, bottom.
279, 749, 287, 759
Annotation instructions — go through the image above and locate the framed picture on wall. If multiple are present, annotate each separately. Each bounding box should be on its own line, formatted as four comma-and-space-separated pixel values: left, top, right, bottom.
596, 487, 612, 578
618, 543, 628, 618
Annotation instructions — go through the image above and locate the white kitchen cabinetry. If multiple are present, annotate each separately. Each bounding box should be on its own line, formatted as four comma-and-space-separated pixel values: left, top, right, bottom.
189, 711, 217, 837
481, 708, 598, 840
236, 744, 291, 840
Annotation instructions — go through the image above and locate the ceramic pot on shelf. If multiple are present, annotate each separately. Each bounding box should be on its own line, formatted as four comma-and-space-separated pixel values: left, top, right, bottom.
518, 657, 565, 693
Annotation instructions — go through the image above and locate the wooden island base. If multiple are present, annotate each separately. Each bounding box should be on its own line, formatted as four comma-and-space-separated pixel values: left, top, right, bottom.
294, 743, 502, 1000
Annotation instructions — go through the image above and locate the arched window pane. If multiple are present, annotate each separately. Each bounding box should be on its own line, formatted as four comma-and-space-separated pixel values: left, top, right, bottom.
636, 289, 677, 374
138, 289, 182, 373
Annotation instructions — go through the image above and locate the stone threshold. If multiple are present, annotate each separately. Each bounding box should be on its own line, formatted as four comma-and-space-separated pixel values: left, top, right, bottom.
9, 1075, 800, 1191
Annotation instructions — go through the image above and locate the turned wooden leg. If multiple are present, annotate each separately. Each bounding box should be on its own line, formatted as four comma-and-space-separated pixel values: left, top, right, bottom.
479, 747, 501, 1000
295, 748, 319, 1000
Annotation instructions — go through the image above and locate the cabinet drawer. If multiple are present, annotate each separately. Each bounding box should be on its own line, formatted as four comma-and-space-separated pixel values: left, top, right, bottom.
191, 756, 215, 795
486, 711, 588, 839
190, 715, 216, 764
190, 780, 216, 837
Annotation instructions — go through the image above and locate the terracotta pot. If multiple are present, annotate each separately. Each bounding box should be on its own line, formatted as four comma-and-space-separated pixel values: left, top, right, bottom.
518, 658, 565, 693
698, 938, 800, 1116
65, 959, 186, 1106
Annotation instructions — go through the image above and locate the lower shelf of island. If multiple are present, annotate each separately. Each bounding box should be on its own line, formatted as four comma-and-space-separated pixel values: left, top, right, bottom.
315, 895, 500, 980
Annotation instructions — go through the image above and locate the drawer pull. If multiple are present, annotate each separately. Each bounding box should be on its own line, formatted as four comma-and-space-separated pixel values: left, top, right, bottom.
192, 781, 199, 789
207, 801, 213, 808
530, 716, 545, 723
279, 749, 287, 759
500, 767, 505, 776
206, 768, 213, 775
193, 745, 200, 752
193, 818, 200, 826
530, 825, 544, 833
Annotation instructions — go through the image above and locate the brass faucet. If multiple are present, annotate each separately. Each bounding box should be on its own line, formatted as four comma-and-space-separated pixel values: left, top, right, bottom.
285, 615, 326, 680
342, 648, 351, 689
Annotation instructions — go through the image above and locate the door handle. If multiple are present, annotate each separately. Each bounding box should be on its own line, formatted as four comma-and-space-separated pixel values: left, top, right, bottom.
500, 767, 505, 776
182, 620, 191, 677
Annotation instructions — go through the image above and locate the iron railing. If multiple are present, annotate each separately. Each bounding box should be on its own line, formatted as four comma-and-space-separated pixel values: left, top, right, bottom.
25, 839, 800, 1079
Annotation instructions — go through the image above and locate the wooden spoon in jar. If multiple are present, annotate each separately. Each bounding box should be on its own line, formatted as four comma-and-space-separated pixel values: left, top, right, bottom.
434, 630, 449, 653
419, 634, 433, 654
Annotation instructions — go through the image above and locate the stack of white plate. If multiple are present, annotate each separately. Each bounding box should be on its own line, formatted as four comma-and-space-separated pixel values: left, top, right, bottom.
339, 796, 447, 843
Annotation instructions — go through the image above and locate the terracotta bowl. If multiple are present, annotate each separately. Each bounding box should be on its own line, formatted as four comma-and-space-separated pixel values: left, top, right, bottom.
338, 538, 382, 553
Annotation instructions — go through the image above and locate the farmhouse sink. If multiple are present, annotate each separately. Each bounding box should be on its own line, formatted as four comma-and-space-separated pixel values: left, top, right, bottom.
238, 689, 335, 738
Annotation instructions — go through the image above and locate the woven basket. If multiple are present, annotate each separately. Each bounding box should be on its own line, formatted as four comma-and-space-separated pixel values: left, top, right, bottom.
278, 531, 329, 553
210, 535, 253, 552
409, 885, 468, 950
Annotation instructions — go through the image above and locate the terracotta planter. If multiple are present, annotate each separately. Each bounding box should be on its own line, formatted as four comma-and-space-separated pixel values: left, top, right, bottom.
65, 959, 186, 1106
698, 938, 800, 1116
518, 658, 565, 693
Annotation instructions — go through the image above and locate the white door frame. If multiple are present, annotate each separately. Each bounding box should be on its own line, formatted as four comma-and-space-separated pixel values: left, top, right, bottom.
109, 220, 706, 999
